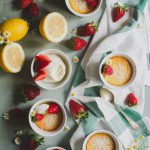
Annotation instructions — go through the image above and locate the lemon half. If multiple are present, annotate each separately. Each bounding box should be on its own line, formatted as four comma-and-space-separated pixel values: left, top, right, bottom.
39, 12, 68, 43
0, 43, 25, 73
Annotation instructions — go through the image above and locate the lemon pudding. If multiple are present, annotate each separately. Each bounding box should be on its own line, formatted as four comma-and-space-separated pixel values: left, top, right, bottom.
31, 102, 63, 131
86, 133, 116, 150
102, 56, 133, 86
69, 0, 95, 14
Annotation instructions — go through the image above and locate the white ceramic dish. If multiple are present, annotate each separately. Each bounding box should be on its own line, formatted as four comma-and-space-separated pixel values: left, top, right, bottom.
29, 99, 67, 137
45, 147, 65, 150
82, 130, 120, 150
65, 0, 103, 17
99, 53, 137, 90
31, 49, 72, 90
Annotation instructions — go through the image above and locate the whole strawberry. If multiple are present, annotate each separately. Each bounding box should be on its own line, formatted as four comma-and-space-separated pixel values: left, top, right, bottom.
22, 133, 44, 150
69, 99, 88, 121
127, 93, 138, 107
67, 37, 87, 51
28, 139, 37, 150
29, 2, 40, 17
112, 3, 127, 22
10, 108, 25, 121
21, 0, 33, 9
2, 108, 25, 121
79, 22, 98, 36
102, 65, 113, 75
22, 85, 40, 102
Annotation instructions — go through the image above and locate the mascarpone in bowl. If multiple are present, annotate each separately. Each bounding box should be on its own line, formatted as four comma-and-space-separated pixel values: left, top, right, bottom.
31, 49, 72, 89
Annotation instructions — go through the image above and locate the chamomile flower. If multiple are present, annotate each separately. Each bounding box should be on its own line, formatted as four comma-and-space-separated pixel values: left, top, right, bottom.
31, 111, 36, 116
3, 31, 11, 39
105, 59, 112, 65
14, 136, 22, 146
64, 126, 70, 131
71, 92, 76, 97
72, 56, 79, 63
0, 35, 4, 44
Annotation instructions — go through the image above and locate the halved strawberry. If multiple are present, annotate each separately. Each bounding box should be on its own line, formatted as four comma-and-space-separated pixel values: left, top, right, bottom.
34, 70, 46, 81
21, 0, 33, 9
47, 103, 60, 114
34, 54, 52, 72
86, 0, 98, 8
36, 54, 51, 63
102, 65, 113, 75
35, 114, 44, 121
69, 100, 88, 121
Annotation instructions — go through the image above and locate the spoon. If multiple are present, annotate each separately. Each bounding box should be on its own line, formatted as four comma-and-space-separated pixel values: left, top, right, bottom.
100, 87, 139, 130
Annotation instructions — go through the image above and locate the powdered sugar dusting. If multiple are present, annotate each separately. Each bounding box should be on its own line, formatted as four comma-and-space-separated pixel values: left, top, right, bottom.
86, 133, 115, 150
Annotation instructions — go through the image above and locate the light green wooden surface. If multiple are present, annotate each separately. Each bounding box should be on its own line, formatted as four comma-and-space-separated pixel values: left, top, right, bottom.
0, 0, 150, 150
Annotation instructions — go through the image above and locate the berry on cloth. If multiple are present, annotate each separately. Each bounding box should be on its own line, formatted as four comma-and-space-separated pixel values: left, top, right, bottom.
112, 3, 127, 22
69, 99, 88, 121
127, 93, 138, 107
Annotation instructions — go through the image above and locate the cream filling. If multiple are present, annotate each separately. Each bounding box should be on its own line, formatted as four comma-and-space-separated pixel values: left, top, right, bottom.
43, 54, 66, 83
36, 104, 49, 114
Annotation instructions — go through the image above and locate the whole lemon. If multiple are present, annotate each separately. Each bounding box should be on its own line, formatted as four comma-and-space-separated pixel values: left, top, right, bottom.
0, 18, 29, 42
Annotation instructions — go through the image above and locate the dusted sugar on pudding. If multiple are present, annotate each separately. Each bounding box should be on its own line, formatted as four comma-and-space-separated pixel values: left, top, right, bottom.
86, 133, 116, 150
102, 56, 133, 86
69, 0, 98, 14
31, 102, 63, 131
36, 112, 63, 131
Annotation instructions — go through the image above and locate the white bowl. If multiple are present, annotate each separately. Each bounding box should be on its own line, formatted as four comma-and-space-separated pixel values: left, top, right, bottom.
29, 99, 67, 137
31, 49, 72, 90
99, 53, 137, 90
65, 0, 103, 17
46, 147, 65, 150
82, 130, 120, 150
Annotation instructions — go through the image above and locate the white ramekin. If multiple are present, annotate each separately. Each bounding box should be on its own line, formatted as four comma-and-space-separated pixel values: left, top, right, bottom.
65, 0, 103, 17
99, 53, 137, 90
29, 99, 67, 137
45, 147, 65, 150
31, 49, 72, 90
82, 130, 120, 150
